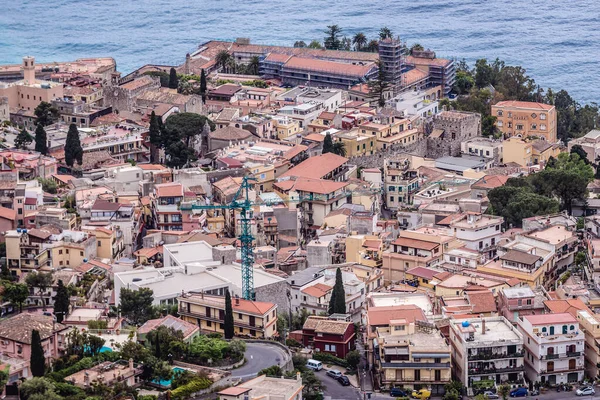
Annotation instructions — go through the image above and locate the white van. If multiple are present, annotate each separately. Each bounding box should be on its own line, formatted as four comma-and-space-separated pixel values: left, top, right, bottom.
306, 359, 323, 371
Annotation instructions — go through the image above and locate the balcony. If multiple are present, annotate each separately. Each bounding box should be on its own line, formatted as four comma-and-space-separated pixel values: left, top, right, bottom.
469, 365, 524, 375
468, 350, 524, 361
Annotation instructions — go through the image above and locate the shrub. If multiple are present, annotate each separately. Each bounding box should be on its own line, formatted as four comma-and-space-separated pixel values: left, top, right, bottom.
312, 352, 348, 368
46, 357, 94, 381
170, 377, 212, 400
285, 338, 302, 348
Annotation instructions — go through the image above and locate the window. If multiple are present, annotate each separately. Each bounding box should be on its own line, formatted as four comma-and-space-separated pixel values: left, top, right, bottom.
390, 196, 394, 202
66, 249, 69, 254
98, 241, 101, 247
239, 313, 243, 319
80, 251, 83, 256
414, 370, 421, 381
496, 225, 500, 231
206, 320, 212, 327
389, 186, 395, 192
540, 124, 547, 130
497, 121, 503, 127
508, 112, 512, 117
325, 344, 336, 352
570, 325, 575, 330
518, 299, 522, 306
497, 110, 503, 116
531, 124, 537, 130
540, 113, 546, 120
516, 124, 524, 130
59, 250, 63, 255
562, 325, 568, 334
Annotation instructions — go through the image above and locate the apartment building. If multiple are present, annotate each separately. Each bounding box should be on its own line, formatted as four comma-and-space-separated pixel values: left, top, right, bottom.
450, 316, 525, 388
152, 182, 184, 231
177, 293, 277, 338
302, 316, 355, 358
0, 314, 69, 361
518, 313, 585, 385
383, 157, 419, 209
492, 100, 557, 143
449, 213, 503, 258
87, 199, 139, 257
405, 53, 455, 96
497, 287, 545, 325
576, 309, 600, 379
567, 129, 600, 164
5, 228, 51, 274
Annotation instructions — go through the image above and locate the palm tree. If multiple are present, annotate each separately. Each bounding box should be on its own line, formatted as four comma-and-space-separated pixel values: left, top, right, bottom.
215, 50, 231, 71
352, 32, 367, 51
410, 43, 424, 53
226, 58, 237, 74
379, 27, 393, 40
333, 141, 346, 157
247, 56, 260, 75
366, 40, 379, 53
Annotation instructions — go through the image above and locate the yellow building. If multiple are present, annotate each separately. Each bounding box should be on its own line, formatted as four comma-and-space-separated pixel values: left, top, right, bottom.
274, 116, 300, 140
346, 235, 383, 268
491, 100, 557, 143
576, 309, 600, 379
502, 137, 533, 166
247, 163, 275, 193
86, 227, 124, 262
336, 129, 375, 157
177, 293, 277, 338
359, 118, 419, 151
5, 229, 50, 275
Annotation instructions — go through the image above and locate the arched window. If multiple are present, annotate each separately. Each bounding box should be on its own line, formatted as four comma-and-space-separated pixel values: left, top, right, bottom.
542, 327, 547, 333
570, 325, 575, 330
562, 325, 568, 334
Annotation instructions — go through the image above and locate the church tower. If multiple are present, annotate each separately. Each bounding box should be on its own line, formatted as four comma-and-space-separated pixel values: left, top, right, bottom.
23, 56, 35, 84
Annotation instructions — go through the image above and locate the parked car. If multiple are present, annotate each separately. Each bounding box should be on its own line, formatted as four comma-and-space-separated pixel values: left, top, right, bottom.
483, 391, 499, 399
390, 387, 408, 397
576, 386, 596, 396
509, 387, 528, 397
306, 359, 323, 371
411, 388, 431, 399
326, 369, 342, 379
337, 375, 350, 386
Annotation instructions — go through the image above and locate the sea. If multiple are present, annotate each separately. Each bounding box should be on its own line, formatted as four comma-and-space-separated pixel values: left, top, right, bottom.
1, 0, 598, 104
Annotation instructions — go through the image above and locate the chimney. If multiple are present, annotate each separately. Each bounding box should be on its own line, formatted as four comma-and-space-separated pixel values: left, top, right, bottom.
128, 358, 134, 369
235, 296, 240, 305
481, 314, 485, 335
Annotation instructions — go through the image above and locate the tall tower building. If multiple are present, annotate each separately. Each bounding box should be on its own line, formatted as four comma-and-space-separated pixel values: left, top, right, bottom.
22, 56, 36, 84
378, 38, 405, 94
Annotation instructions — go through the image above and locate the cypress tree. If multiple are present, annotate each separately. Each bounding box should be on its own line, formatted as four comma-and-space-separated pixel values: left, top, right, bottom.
200, 69, 207, 103
168, 67, 179, 89
65, 124, 83, 167
14, 128, 33, 150
53, 279, 70, 323
34, 124, 48, 154
322, 132, 334, 154
224, 289, 235, 339
148, 111, 161, 163
30, 329, 45, 377
328, 268, 346, 315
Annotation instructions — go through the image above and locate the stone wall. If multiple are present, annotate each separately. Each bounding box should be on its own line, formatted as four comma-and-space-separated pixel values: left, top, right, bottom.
254, 280, 289, 315
103, 76, 160, 113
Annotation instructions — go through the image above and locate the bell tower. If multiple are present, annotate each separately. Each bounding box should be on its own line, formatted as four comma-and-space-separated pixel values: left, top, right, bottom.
23, 56, 35, 84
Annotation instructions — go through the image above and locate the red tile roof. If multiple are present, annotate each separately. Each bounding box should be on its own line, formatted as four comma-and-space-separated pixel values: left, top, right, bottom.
405, 55, 452, 67
283, 56, 375, 78
155, 183, 183, 198
544, 299, 589, 317
275, 177, 348, 195
301, 283, 332, 298
280, 153, 347, 180
406, 267, 440, 280
392, 237, 439, 251
367, 305, 426, 326
466, 290, 497, 314
473, 175, 509, 190
523, 312, 577, 325
0, 206, 16, 221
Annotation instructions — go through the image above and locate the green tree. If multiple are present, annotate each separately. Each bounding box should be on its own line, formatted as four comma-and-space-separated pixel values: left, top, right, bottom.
37, 177, 57, 194
294, 41, 307, 48
324, 25, 343, 50
34, 101, 59, 127
165, 112, 215, 148
575, 251, 587, 267
410, 43, 424, 53
148, 111, 161, 163
247, 56, 260, 75
474, 58, 494, 88
119, 287, 155, 325
577, 217, 585, 230
302, 370, 325, 400
19, 378, 59, 400
453, 70, 475, 95
53, 279, 70, 323
87, 334, 106, 356
332, 141, 346, 157
352, 32, 367, 51
168, 67, 179, 89
34, 124, 48, 155
3, 282, 29, 312
497, 384, 510, 400
328, 268, 346, 315
30, 329, 45, 376
366, 40, 379, 52
25, 271, 53, 310
165, 140, 197, 169
15, 128, 33, 149
368, 60, 391, 107
379, 27, 393, 40
224, 289, 235, 339
322, 132, 334, 154
258, 365, 283, 377
345, 350, 361, 369
200, 69, 207, 103
570, 144, 589, 164
488, 184, 559, 228
215, 50, 232, 71
65, 123, 83, 167
308, 40, 323, 49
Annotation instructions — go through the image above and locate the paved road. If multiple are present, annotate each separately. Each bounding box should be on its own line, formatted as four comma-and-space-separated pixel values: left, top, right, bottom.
317, 369, 363, 400
231, 342, 289, 379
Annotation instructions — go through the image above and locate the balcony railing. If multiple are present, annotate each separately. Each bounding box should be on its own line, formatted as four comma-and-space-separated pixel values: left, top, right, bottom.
469, 366, 524, 375
468, 350, 524, 361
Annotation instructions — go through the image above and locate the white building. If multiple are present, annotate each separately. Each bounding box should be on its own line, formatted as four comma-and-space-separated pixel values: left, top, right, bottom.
449, 316, 525, 388
517, 313, 585, 385
393, 88, 439, 118
449, 213, 503, 258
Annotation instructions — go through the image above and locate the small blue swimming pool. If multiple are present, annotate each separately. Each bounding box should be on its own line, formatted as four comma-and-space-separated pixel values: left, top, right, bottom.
99, 346, 113, 353
153, 367, 186, 387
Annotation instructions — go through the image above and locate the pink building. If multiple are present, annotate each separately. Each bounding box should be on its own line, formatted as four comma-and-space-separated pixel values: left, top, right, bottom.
0, 314, 69, 361
498, 286, 545, 325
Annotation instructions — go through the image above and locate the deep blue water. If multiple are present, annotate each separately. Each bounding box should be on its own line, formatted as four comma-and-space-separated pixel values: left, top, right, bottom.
1, 0, 598, 103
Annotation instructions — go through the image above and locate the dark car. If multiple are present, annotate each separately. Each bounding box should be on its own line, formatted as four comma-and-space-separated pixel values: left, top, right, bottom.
510, 387, 528, 397
390, 387, 408, 397
337, 375, 350, 386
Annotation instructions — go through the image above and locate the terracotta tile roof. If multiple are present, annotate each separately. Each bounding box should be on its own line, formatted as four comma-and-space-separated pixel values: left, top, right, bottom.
24, 197, 36, 205
0, 206, 16, 221
134, 247, 162, 258
120, 75, 155, 91
318, 111, 337, 120
0, 314, 67, 344
406, 267, 440, 280
304, 133, 326, 142
392, 237, 439, 251
209, 126, 253, 141
232, 298, 276, 315
544, 299, 589, 317
52, 174, 76, 185
301, 283, 332, 298
494, 100, 554, 110
92, 199, 121, 211
138, 164, 168, 171
302, 316, 328, 330
275, 177, 348, 195
500, 249, 541, 265
472, 175, 509, 190
155, 183, 183, 198
466, 290, 497, 314
523, 312, 576, 325
367, 305, 426, 326
264, 53, 293, 63
209, 84, 242, 97
217, 157, 244, 168
280, 153, 347, 180
283, 56, 375, 78
218, 387, 251, 396
138, 315, 199, 339
403, 68, 429, 85
314, 319, 353, 335
27, 228, 53, 240
283, 144, 308, 160
406, 55, 452, 67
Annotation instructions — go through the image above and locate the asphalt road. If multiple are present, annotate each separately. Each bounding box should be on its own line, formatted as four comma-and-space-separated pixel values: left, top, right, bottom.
317, 369, 363, 400
231, 342, 289, 379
